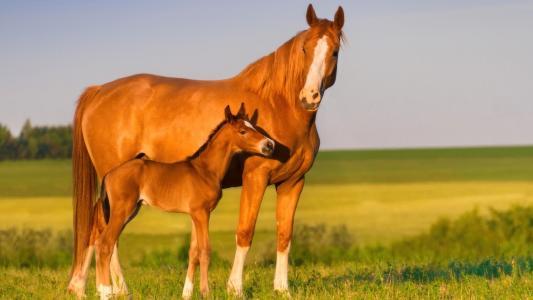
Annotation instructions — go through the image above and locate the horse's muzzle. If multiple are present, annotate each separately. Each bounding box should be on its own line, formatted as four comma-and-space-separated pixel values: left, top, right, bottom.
299, 88, 322, 111
261, 139, 275, 157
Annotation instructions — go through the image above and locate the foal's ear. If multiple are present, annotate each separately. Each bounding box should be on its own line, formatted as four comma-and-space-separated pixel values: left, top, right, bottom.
250, 109, 259, 126
334, 6, 344, 30
224, 105, 234, 121
306, 4, 318, 27
237, 102, 246, 119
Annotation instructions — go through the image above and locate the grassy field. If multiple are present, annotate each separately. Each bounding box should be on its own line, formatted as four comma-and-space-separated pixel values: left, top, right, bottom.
0, 146, 532, 298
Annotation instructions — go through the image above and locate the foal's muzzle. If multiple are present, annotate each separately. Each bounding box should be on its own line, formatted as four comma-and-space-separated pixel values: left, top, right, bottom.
261, 139, 275, 157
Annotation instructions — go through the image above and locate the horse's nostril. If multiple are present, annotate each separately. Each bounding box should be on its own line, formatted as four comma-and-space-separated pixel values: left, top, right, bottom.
262, 140, 274, 156
301, 97, 307, 103
312, 93, 319, 100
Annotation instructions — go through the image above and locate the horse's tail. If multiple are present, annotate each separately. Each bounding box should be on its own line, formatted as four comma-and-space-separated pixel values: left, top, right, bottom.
70, 86, 100, 278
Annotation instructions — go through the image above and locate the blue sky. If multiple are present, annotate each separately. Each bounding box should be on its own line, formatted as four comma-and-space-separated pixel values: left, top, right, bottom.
1, 1, 532, 149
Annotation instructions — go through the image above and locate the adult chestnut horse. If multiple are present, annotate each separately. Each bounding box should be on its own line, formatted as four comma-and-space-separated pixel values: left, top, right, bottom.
68, 4, 344, 297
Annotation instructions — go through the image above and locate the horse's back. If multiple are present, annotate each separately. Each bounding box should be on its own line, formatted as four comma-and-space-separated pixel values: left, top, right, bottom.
81, 74, 237, 177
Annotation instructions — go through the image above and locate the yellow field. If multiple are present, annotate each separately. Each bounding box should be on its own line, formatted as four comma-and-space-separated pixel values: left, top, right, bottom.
2, 181, 532, 246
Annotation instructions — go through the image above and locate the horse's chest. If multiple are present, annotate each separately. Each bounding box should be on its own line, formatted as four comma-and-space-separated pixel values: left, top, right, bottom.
271, 147, 316, 184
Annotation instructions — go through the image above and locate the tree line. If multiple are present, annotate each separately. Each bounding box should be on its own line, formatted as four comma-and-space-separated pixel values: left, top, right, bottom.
0, 120, 72, 160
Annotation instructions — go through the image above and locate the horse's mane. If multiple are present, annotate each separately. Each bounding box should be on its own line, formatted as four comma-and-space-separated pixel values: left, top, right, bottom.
187, 119, 230, 160
234, 26, 344, 104
234, 31, 308, 104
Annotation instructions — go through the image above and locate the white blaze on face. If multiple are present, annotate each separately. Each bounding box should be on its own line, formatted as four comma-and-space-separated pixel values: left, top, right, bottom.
244, 120, 255, 130
301, 35, 330, 105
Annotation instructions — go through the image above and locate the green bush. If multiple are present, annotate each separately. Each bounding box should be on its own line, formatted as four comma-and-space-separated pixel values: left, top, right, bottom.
386, 205, 533, 263
0, 228, 72, 268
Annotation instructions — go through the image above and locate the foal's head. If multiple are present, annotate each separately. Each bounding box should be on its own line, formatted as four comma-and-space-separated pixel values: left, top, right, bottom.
222, 105, 275, 157
298, 4, 344, 111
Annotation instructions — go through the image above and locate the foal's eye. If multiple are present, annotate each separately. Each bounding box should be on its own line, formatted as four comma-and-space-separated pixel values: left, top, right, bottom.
332, 50, 339, 58
239, 130, 247, 135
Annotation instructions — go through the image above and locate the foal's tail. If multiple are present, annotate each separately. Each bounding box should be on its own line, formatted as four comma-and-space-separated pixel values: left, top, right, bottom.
70, 86, 100, 278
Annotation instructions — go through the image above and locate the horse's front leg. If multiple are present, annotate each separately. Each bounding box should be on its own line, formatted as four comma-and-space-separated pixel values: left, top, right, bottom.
274, 178, 305, 293
227, 170, 269, 296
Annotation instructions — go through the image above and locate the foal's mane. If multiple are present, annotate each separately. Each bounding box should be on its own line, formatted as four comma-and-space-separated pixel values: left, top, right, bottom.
187, 119, 230, 160
234, 31, 308, 103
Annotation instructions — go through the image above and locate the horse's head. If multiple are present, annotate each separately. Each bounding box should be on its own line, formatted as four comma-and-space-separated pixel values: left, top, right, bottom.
299, 4, 344, 111
224, 104, 275, 157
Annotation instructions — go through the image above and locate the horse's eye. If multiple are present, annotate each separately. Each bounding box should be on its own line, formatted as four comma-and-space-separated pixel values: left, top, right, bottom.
333, 50, 339, 58
239, 130, 247, 135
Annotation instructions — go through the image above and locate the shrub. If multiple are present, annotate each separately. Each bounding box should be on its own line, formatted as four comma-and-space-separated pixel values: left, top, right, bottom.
0, 228, 72, 268
387, 205, 533, 263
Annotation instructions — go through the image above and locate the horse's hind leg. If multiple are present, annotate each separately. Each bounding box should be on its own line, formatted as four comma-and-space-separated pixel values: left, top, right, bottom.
110, 244, 129, 296
182, 220, 199, 299
68, 245, 94, 297
68, 199, 104, 297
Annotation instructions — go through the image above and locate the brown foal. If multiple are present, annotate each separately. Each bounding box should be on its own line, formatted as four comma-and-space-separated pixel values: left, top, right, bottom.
90, 106, 274, 299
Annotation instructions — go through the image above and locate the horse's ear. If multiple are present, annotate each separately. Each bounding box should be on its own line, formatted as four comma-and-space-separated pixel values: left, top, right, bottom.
334, 6, 344, 30
224, 105, 233, 121
250, 109, 259, 126
237, 103, 246, 119
306, 4, 318, 27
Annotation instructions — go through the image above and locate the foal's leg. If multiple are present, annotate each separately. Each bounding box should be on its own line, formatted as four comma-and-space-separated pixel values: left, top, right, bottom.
227, 171, 268, 295
182, 221, 199, 299
191, 210, 211, 298
95, 200, 136, 299
273, 178, 304, 293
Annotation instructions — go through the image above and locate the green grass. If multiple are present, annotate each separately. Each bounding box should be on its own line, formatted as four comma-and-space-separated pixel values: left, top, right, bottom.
1, 145, 532, 298
2, 262, 532, 299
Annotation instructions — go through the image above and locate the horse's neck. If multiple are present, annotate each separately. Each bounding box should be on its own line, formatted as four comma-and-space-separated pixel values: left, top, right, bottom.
232, 32, 314, 125
191, 133, 234, 184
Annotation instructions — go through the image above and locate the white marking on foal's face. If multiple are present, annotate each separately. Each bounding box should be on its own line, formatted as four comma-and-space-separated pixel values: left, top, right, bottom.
299, 35, 330, 109
244, 120, 255, 130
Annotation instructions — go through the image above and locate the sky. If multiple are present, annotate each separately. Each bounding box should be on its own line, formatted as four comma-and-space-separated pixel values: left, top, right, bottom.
1, 0, 532, 149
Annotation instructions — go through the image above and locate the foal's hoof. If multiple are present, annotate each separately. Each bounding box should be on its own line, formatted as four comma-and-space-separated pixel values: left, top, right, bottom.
227, 280, 243, 297
200, 287, 210, 298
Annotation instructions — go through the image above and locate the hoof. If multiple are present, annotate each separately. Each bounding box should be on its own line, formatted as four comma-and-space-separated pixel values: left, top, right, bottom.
97, 284, 113, 300
274, 288, 292, 299
67, 278, 86, 299
227, 280, 243, 297
182, 277, 194, 299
